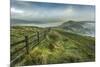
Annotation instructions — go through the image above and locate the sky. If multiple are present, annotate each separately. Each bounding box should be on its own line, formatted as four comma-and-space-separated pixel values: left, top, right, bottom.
11, 0, 95, 27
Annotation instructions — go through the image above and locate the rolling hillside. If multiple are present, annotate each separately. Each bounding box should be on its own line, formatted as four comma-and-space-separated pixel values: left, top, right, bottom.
11, 26, 95, 66
59, 20, 95, 37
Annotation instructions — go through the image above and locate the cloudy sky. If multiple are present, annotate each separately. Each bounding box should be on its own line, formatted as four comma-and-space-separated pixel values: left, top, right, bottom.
11, 0, 95, 27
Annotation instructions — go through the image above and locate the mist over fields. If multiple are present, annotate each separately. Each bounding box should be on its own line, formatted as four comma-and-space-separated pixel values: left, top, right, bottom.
11, 19, 95, 37
11, 1, 95, 37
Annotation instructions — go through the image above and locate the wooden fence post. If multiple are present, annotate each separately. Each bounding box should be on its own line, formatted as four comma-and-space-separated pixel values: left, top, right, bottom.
44, 31, 46, 38
37, 32, 39, 44
25, 35, 29, 54
48, 28, 51, 32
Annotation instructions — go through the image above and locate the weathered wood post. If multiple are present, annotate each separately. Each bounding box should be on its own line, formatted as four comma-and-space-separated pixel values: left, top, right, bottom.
37, 32, 39, 44
48, 27, 51, 32
25, 35, 29, 54
44, 31, 46, 38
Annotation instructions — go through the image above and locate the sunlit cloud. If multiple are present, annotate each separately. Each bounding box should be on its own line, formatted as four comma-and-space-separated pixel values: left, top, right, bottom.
11, 7, 24, 14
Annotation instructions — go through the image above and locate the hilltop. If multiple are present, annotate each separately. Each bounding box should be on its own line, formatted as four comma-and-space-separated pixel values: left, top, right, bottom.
59, 20, 95, 37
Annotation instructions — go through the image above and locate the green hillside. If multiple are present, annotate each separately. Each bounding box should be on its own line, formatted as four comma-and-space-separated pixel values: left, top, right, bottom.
59, 20, 95, 37
11, 26, 95, 66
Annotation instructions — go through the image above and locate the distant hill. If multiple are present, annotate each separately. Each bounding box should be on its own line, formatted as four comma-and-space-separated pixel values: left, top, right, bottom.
59, 20, 95, 37
10, 19, 47, 26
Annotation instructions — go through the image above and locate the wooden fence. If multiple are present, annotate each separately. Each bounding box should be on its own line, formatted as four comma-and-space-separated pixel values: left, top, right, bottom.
10, 29, 50, 66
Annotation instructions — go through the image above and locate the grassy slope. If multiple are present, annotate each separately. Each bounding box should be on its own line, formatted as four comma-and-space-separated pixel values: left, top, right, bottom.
24, 28, 95, 65
11, 26, 45, 66
11, 26, 95, 66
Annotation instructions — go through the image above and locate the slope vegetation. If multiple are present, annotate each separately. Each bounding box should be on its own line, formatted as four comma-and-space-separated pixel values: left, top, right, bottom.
24, 28, 95, 65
